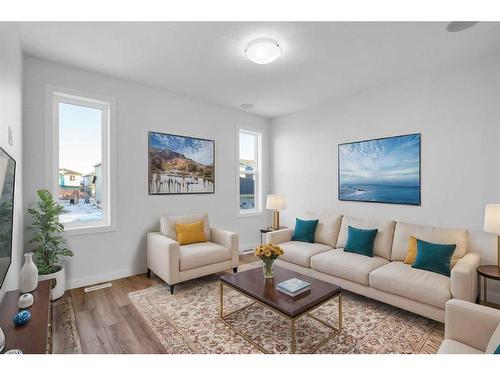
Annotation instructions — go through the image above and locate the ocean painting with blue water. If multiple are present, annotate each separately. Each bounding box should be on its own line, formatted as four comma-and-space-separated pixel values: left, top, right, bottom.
338, 134, 421, 205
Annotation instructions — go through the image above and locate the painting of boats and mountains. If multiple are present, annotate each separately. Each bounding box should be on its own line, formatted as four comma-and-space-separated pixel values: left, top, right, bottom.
148, 132, 215, 194
338, 133, 421, 205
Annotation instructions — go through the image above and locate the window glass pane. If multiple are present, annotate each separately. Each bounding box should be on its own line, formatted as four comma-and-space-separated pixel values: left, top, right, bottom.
239, 132, 256, 211
58, 102, 103, 224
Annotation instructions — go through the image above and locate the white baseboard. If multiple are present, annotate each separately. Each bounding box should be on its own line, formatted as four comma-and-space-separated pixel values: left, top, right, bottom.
67, 266, 145, 290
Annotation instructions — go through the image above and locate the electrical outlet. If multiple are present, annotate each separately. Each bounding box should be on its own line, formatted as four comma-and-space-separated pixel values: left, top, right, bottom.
8, 126, 13, 146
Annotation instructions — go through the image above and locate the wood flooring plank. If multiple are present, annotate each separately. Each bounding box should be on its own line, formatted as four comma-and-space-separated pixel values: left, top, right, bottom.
71, 287, 95, 313
75, 308, 112, 354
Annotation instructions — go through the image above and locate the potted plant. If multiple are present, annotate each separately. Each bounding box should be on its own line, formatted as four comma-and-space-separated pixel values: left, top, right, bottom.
28, 189, 73, 300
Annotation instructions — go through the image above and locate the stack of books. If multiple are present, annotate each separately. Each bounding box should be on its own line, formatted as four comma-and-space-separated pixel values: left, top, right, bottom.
276, 278, 311, 297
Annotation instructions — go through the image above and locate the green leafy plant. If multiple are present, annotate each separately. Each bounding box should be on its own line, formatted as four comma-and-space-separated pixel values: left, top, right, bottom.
27, 189, 73, 275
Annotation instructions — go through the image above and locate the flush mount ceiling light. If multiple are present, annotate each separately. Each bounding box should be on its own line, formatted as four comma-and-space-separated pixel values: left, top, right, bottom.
446, 22, 479, 32
245, 38, 282, 64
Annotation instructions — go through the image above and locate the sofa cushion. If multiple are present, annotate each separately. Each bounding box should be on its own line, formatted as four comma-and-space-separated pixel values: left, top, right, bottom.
438, 339, 483, 354
278, 241, 334, 268
302, 212, 343, 247
336, 216, 396, 260
369, 262, 451, 309
161, 213, 211, 241
311, 249, 389, 286
391, 222, 468, 264
486, 323, 500, 354
179, 241, 230, 271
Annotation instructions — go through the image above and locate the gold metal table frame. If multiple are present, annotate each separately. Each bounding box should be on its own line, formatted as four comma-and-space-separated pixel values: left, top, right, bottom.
219, 281, 343, 354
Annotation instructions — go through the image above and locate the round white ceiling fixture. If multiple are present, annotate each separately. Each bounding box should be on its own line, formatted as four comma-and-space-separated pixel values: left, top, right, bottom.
240, 103, 254, 109
245, 38, 282, 64
446, 22, 478, 32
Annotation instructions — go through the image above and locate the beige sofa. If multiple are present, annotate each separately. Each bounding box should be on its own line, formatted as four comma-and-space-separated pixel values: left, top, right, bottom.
266, 214, 480, 322
438, 299, 500, 353
147, 213, 239, 294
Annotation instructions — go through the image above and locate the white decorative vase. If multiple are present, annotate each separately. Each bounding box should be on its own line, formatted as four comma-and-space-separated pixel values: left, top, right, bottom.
38, 264, 65, 301
19, 253, 38, 293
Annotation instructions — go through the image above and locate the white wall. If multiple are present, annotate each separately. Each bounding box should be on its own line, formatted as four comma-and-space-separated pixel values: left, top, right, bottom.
0, 24, 23, 301
271, 54, 500, 303
23, 56, 270, 289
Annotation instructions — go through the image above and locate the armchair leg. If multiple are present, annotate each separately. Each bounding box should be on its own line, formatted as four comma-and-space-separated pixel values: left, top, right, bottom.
146, 268, 151, 278
233, 267, 238, 273
170, 284, 175, 294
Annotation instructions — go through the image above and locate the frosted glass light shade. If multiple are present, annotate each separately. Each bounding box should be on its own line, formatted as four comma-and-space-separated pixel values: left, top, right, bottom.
245, 38, 282, 65
484, 204, 500, 234
266, 194, 286, 210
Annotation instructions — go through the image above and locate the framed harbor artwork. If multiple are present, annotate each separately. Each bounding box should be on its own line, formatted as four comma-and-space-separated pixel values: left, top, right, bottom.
338, 133, 421, 205
148, 131, 215, 194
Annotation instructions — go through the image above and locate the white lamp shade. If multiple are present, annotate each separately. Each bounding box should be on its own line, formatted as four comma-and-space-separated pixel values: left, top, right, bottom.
484, 204, 500, 234
266, 194, 286, 210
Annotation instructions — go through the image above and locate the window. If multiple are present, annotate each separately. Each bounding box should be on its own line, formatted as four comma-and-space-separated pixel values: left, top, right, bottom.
238, 129, 262, 214
50, 90, 113, 231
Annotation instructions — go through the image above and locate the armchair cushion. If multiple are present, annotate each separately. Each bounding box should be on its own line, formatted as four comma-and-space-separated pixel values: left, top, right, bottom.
161, 213, 211, 241
437, 339, 482, 354
175, 220, 207, 245
179, 242, 231, 271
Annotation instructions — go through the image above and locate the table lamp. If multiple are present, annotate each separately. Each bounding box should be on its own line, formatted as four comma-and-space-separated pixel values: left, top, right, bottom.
484, 204, 500, 268
266, 194, 286, 230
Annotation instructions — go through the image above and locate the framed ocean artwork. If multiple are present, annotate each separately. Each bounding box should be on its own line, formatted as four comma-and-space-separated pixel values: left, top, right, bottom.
148, 131, 215, 195
338, 133, 421, 205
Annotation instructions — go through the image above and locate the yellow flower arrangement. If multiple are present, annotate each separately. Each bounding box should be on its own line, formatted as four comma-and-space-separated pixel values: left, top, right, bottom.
254, 243, 284, 260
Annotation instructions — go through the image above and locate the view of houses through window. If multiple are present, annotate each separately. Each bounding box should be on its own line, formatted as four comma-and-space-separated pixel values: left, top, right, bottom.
239, 130, 261, 213
58, 101, 103, 224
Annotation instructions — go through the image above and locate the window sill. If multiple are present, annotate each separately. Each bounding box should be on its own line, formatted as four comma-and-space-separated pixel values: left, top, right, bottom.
237, 211, 265, 218
62, 223, 116, 237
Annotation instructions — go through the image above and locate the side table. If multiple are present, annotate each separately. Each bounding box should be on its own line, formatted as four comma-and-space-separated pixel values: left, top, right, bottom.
477, 265, 500, 308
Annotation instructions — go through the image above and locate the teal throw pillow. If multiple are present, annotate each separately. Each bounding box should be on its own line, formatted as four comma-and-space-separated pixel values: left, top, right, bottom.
494, 344, 500, 354
344, 226, 378, 257
291, 218, 319, 243
412, 239, 456, 277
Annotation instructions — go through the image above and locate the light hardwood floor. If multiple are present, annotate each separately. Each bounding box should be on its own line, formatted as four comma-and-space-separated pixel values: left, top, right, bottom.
52, 253, 258, 354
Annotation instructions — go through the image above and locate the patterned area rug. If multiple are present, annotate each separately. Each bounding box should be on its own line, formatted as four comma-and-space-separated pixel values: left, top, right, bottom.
129, 274, 444, 354
52, 294, 83, 354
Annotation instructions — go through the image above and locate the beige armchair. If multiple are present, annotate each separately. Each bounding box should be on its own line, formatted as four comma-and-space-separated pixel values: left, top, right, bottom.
438, 299, 500, 354
147, 213, 239, 294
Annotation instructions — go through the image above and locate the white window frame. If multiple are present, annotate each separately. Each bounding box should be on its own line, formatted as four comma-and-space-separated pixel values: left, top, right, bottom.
45, 86, 117, 235
237, 128, 263, 216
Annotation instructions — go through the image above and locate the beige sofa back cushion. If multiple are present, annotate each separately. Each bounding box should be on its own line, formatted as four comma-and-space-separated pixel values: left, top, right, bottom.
302, 212, 343, 247
336, 216, 396, 260
160, 213, 211, 242
391, 222, 468, 263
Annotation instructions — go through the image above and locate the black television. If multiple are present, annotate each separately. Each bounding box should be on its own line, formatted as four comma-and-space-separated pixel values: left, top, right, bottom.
0, 147, 15, 289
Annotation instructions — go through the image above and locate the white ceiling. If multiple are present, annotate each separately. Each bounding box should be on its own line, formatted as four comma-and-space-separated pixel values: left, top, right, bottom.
19, 22, 500, 118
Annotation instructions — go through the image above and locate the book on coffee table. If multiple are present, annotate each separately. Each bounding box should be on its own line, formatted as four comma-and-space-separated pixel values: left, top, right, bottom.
276, 278, 311, 297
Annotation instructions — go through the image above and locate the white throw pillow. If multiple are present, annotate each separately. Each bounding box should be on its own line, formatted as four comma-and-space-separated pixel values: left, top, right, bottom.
486, 323, 500, 354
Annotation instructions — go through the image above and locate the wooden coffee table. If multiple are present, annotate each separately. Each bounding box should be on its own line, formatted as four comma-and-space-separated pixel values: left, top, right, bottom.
219, 266, 343, 354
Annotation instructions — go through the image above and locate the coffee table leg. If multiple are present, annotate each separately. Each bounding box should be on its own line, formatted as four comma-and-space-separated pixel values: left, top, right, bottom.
220, 282, 224, 318
291, 319, 296, 354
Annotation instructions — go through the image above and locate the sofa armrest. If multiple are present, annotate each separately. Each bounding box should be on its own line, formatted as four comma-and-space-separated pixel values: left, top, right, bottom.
210, 227, 239, 267
265, 228, 294, 244
445, 299, 500, 351
147, 232, 180, 285
451, 252, 480, 302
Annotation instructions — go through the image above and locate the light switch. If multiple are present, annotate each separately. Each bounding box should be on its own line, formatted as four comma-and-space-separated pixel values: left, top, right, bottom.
8, 126, 13, 146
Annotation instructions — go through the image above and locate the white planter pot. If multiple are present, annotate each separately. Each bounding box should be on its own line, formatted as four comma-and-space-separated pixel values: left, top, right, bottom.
38, 265, 65, 301
19, 253, 38, 293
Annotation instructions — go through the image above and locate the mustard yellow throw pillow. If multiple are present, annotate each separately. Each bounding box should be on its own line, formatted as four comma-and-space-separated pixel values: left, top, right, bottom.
404, 235, 418, 265
175, 220, 207, 245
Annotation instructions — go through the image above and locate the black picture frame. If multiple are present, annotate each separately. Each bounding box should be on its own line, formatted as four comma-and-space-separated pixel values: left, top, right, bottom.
148, 131, 215, 195
338, 133, 421, 206
0, 146, 16, 290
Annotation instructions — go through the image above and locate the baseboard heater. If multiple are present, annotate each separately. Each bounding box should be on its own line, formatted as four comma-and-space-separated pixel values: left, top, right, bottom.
84, 282, 112, 293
